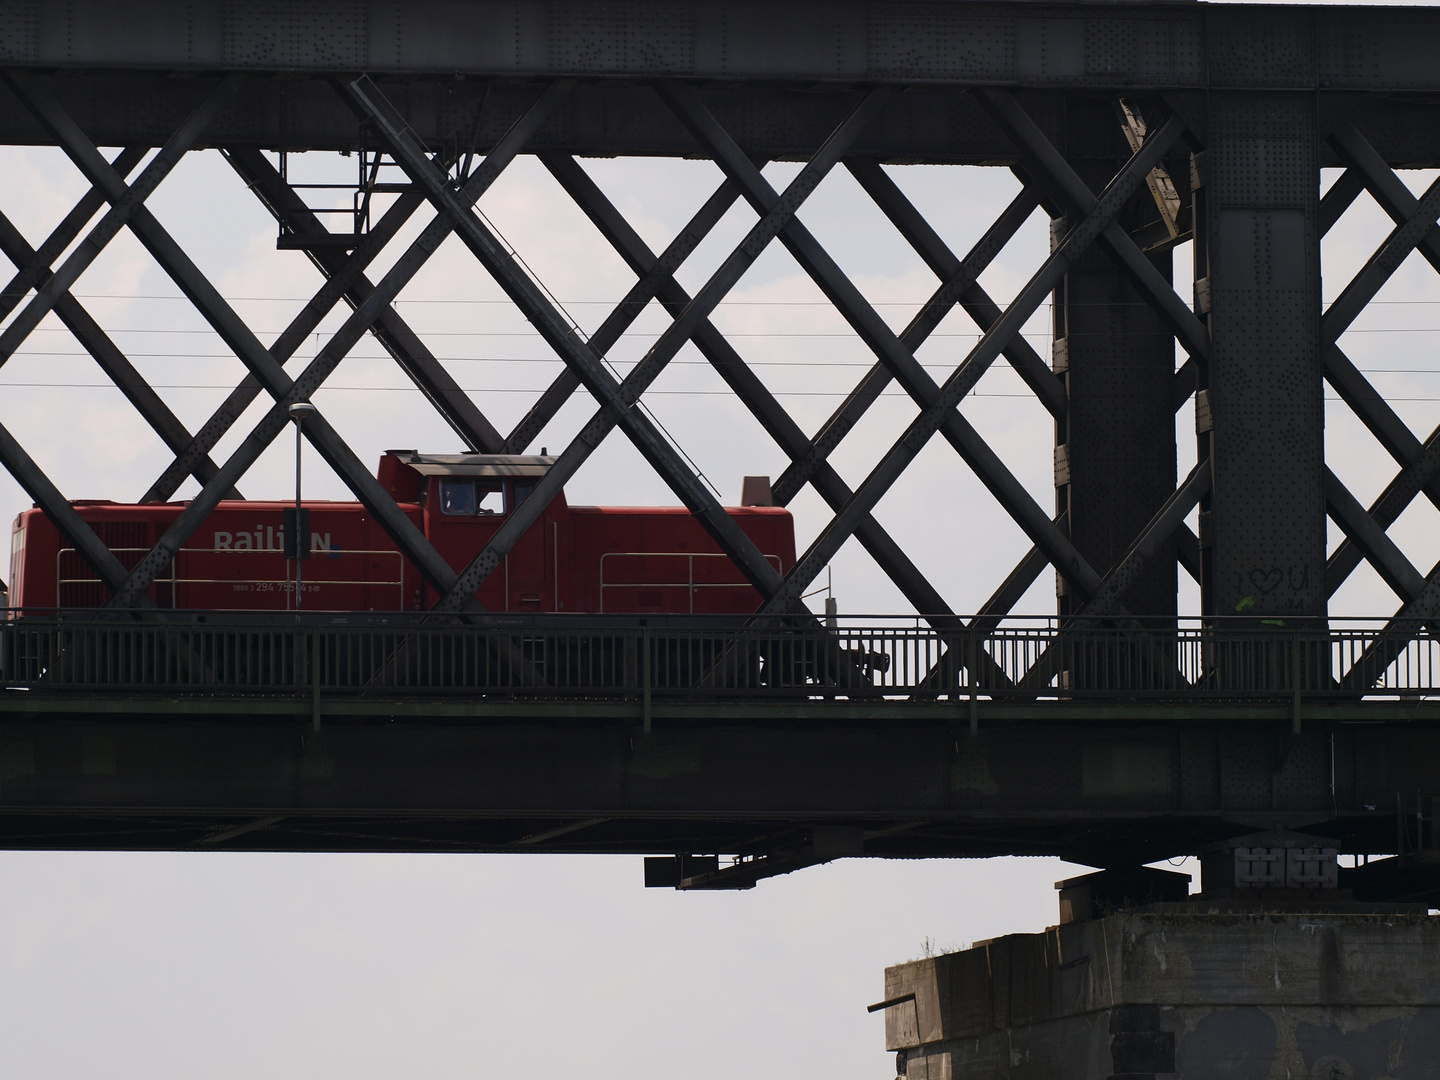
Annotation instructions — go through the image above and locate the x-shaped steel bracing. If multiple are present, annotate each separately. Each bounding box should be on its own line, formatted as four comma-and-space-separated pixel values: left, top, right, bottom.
0, 74, 1337, 703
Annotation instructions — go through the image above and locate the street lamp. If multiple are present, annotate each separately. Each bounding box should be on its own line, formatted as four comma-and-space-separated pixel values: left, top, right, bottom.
287, 401, 317, 612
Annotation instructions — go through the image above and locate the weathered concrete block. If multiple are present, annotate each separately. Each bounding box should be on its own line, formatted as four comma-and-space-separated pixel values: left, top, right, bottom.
882, 912, 1440, 1079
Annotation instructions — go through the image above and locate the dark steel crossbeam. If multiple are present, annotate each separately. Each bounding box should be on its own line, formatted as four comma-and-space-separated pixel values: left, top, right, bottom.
769, 181, 1047, 507
0, 74, 240, 368
1323, 467, 1426, 602
1323, 178, 1440, 345
0, 425, 134, 595
138, 181, 432, 501
660, 83, 1154, 609
338, 79, 898, 612
98, 87, 574, 605
0, 703, 1430, 860
845, 159, 1061, 417
1318, 122, 1440, 603
1320, 168, 1366, 236
0, 207, 232, 496
752, 112, 1187, 614
1327, 425, 1440, 598
140, 83, 568, 504
1073, 465, 1212, 620
0, 145, 145, 322
978, 89, 1209, 366
540, 153, 959, 627
11, 81, 468, 607
1342, 561, 1440, 691
501, 160, 746, 458
1322, 122, 1440, 490
224, 148, 506, 454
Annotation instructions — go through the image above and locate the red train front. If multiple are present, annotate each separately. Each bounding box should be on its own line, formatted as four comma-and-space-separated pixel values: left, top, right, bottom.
8, 452, 795, 615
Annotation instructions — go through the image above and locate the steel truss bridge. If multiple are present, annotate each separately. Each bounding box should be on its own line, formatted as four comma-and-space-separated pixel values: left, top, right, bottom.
4, 1, 1440, 889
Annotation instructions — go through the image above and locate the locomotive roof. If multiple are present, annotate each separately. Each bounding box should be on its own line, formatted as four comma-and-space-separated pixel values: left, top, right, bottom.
388, 451, 556, 478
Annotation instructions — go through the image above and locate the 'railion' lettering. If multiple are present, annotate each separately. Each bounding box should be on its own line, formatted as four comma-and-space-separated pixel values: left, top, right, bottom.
211, 529, 330, 552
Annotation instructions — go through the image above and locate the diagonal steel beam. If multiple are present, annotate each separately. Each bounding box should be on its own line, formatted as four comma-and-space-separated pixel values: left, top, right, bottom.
60, 95, 573, 607
1331, 120, 1440, 279
1326, 421, 1440, 597
1072, 464, 1211, 620
139, 182, 430, 501
0, 145, 147, 324
845, 158, 1062, 417
1341, 559, 1440, 693
501, 157, 750, 458
1319, 119, 1440, 519
1323, 467, 1426, 603
976, 88, 1209, 366
1320, 168, 1366, 237
105, 80, 571, 605
1010, 471, 1209, 693
769, 182, 1046, 506
340, 77, 883, 611
141, 84, 569, 504
0, 73, 241, 369
661, 85, 1071, 523
0, 423, 133, 598
0, 209, 234, 496
17, 82, 462, 608
747, 115, 1187, 614
540, 152, 961, 626
1322, 176, 1440, 346
660, 86, 1175, 607
222, 147, 506, 454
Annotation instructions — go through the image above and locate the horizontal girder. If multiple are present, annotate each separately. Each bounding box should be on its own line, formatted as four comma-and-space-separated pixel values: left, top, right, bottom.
1, 77, 1439, 168
9, 1, 1440, 93
0, 700, 1428, 864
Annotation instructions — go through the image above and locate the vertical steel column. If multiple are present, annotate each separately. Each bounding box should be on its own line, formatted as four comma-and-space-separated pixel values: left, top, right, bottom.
1053, 105, 1178, 622
1194, 94, 1325, 622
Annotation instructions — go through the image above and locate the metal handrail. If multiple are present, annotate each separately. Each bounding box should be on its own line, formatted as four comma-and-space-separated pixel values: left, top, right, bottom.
2, 617, 1439, 703
57, 547, 406, 611
597, 551, 784, 613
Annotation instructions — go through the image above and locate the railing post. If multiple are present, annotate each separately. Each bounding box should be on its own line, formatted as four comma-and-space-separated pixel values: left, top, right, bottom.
642, 626, 652, 734
1292, 629, 1302, 735
968, 629, 979, 737
310, 625, 321, 732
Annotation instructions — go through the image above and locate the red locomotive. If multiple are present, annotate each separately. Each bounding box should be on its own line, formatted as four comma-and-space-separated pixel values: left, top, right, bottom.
8, 451, 794, 615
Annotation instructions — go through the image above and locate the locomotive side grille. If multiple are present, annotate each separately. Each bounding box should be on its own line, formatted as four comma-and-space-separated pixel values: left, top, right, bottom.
59, 521, 149, 607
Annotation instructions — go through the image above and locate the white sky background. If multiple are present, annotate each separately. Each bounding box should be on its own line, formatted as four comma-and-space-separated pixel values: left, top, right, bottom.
2, 2, 1440, 1076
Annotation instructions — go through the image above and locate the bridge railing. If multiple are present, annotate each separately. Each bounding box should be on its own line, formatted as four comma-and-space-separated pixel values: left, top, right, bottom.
0, 616, 1436, 700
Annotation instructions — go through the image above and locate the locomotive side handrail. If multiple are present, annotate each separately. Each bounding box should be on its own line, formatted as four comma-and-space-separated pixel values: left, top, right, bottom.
598, 552, 784, 613
3, 617, 1440, 703
58, 546, 407, 611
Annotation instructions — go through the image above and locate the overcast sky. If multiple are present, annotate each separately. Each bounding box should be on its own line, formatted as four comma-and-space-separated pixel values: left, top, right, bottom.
2, 2, 1440, 1077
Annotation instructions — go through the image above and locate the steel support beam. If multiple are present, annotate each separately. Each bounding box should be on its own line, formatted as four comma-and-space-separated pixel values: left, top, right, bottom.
138, 84, 570, 503
339, 76, 865, 610
0, 207, 232, 496
500, 161, 747, 459
538, 153, 960, 626
750, 109, 1187, 613
0, 705, 1431, 864
1194, 93, 1325, 621
1050, 104, 1181, 621
223, 148, 507, 455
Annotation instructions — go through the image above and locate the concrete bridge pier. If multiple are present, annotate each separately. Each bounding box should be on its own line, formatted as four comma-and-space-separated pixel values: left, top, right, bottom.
878, 854, 1440, 1079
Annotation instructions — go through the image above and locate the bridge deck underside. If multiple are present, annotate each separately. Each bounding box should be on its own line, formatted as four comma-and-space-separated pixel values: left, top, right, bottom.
0, 697, 1430, 864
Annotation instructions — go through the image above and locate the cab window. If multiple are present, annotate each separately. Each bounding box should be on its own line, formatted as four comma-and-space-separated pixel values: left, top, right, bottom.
439, 479, 505, 516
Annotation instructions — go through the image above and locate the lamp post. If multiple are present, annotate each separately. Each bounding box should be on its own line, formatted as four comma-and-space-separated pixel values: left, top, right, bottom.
287, 401, 317, 612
